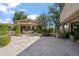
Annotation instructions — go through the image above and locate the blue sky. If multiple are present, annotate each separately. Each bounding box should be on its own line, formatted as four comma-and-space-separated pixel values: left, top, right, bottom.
0, 3, 52, 23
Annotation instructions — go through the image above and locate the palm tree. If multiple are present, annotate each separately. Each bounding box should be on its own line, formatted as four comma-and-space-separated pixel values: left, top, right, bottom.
13, 11, 28, 23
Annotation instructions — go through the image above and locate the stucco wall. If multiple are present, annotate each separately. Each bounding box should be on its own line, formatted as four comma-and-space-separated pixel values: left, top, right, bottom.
60, 3, 79, 23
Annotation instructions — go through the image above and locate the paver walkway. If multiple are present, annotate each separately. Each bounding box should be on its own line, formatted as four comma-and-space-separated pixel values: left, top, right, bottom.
17, 37, 79, 56
0, 35, 40, 56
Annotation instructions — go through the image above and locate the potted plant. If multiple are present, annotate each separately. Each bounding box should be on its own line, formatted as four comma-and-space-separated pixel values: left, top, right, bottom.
69, 31, 75, 42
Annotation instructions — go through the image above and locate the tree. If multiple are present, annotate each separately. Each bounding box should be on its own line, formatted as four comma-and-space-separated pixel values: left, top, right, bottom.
48, 3, 64, 33
13, 11, 28, 23
36, 14, 51, 36
36, 13, 49, 29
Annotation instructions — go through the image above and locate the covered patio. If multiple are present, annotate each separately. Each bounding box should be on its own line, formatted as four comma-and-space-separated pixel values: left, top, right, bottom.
60, 4, 79, 41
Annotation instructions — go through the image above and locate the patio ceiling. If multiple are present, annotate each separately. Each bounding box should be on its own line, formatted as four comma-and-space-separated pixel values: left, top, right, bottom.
60, 3, 79, 23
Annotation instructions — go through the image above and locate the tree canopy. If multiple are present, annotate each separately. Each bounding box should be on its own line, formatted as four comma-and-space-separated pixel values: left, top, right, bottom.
48, 3, 64, 32
36, 13, 49, 29
13, 11, 28, 22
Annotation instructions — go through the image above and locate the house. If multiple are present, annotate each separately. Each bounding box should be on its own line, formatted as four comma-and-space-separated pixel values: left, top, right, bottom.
0, 19, 39, 35
14, 19, 39, 34
60, 3, 79, 40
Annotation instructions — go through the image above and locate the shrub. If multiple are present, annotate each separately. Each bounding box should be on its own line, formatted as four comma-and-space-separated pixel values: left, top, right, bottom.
42, 29, 52, 36
15, 24, 21, 35
70, 31, 74, 36
74, 31, 79, 40
69, 31, 79, 42
0, 24, 8, 35
0, 35, 11, 47
48, 28, 53, 34
33, 25, 43, 33
42, 29, 48, 36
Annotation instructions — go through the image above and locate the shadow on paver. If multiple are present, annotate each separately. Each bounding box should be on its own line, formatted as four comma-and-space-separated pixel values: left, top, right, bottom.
17, 37, 79, 56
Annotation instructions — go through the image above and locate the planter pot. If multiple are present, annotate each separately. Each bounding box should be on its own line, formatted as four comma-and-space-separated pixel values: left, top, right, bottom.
69, 35, 73, 40
56, 34, 59, 38
55, 33, 59, 38
69, 35, 76, 42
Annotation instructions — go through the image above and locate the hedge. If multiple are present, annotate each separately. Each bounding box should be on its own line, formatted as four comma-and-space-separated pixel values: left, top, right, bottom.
0, 35, 11, 47
15, 24, 21, 35
0, 24, 8, 35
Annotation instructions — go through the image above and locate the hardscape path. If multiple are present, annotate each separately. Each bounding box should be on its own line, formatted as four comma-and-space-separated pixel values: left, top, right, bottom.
0, 35, 40, 56
17, 37, 79, 56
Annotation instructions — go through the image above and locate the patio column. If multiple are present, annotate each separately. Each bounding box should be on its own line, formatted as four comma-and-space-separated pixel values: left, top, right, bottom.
61, 23, 65, 34
34, 26, 36, 29
60, 23, 66, 38
68, 23, 72, 32
30, 26, 32, 30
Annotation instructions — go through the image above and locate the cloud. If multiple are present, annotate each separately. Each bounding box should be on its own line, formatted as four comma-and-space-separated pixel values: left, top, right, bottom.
0, 18, 13, 23
5, 18, 13, 23
8, 3, 20, 8
19, 9, 26, 11
9, 10, 15, 14
0, 19, 8, 23
0, 3, 20, 14
0, 3, 21, 23
0, 19, 4, 23
28, 14, 39, 20
0, 4, 8, 13
0, 3, 23, 23
6, 18, 11, 21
